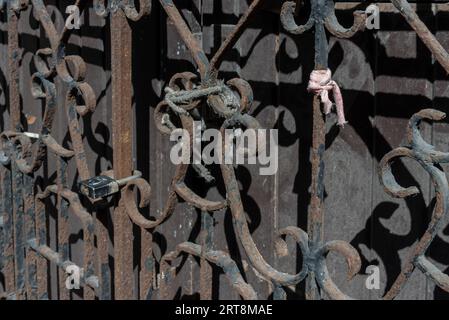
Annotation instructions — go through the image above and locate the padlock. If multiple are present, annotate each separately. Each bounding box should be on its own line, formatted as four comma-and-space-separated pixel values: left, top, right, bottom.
78, 171, 142, 199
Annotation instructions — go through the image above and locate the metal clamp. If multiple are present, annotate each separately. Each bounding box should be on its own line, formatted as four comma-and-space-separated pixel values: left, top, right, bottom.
78, 170, 142, 199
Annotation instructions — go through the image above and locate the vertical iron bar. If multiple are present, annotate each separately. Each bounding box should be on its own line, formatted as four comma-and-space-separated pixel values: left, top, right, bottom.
199, 210, 213, 300
35, 196, 48, 299
0, 152, 14, 294
96, 210, 111, 300
8, 3, 25, 300
306, 12, 328, 300
111, 8, 134, 300
11, 158, 25, 300
79, 194, 96, 300
140, 228, 153, 300
56, 158, 69, 300
24, 172, 37, 299
7, 4, 21, 132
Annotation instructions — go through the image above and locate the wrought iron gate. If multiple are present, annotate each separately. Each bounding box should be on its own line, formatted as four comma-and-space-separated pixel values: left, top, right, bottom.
0, 0, 449, 300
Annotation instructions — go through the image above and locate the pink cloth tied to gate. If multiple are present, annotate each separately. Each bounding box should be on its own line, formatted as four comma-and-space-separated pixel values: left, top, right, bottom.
307, 69, 347, 127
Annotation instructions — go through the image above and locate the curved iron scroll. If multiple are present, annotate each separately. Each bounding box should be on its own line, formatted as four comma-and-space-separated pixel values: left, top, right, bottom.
150, 0, 367, 300
1, 0, 449, 300
379, 109, 449, 300
0, 0, 99, 300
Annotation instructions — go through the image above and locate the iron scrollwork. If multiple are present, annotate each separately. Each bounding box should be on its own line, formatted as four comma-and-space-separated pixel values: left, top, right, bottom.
0, 0, 100, 299
0, 0, 449, 300
379, 109, 449, 299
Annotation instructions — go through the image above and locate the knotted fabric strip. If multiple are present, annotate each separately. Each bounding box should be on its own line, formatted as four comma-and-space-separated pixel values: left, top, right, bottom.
307, 69, 347, 127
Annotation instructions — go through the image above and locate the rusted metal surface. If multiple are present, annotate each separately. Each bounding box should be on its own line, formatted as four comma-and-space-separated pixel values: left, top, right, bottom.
0, 0, 448, 300
280, 0, 366, 299
110, 6, 135, 301
379, 109, 449, 299
31, 184, 98, 298
0, 0, 99, 299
